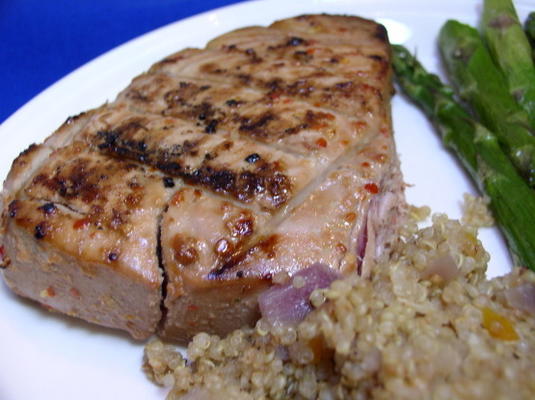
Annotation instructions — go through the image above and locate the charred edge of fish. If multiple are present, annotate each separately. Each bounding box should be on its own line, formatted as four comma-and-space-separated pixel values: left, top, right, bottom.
374, 24, 388, 42
158, 54, 184, 65
17, 143, 39, 159
64, 111, 87, 125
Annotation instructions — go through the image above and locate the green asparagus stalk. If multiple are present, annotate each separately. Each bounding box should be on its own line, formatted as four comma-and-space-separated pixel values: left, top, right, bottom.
524, 12, 535, 51
482, 0, 535, 127
439, 20, 535, 187
392, 44, 535, 271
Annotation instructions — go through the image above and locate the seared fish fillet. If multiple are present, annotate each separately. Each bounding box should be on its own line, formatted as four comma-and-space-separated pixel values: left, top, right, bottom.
0, 14, 405, 342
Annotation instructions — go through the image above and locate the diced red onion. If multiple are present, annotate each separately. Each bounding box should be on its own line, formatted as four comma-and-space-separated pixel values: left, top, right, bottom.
504, 283, 535, 315
258, 263, 340, 326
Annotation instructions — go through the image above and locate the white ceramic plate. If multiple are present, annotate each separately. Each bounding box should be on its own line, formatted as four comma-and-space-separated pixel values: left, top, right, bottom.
1, 1, 531, 398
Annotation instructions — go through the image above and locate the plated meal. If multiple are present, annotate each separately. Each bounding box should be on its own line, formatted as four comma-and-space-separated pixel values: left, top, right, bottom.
1, 1, 534, 399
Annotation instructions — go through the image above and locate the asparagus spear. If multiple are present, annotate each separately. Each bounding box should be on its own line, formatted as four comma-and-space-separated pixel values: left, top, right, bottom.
439, 20, 535, 186
392, 44, 535, 271
482, 0, 535, 127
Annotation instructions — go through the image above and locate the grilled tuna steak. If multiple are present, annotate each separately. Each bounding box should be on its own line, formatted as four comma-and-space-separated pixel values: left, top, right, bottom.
0, 14, 405, 342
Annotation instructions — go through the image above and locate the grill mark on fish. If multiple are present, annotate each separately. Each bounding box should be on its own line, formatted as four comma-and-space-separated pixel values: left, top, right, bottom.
119, 70, 373, 139
157, 161, 291, 207
117, 75, 371, 164
208, 234, 279, 279
31, 160, 107, 204
237, 112, 277, 136
148, 50, 385, 122
118, 84, 328, 159
93, 124, 293, 208
207, 135, 377, 279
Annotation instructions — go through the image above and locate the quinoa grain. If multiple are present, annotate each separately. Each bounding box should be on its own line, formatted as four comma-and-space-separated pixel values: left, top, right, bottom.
144, 200, 535, 399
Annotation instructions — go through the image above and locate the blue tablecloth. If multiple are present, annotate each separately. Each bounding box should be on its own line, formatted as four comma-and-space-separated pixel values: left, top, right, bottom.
0, 0, 247, 123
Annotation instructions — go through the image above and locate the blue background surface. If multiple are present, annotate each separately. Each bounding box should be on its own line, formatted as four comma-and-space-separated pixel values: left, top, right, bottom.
0, 0, 247, 123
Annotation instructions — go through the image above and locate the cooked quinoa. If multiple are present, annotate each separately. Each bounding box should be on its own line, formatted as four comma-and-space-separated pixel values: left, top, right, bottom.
144, 201, 535, 399
461, 193, 494, 228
